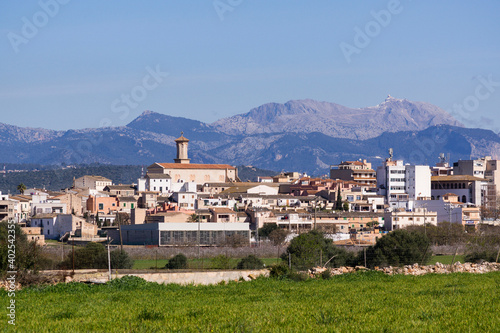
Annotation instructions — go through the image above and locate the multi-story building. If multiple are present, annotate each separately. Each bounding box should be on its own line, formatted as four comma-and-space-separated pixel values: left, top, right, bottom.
377, 158, 431, 208
330, 160, 377, 187
74, 175, 112, 191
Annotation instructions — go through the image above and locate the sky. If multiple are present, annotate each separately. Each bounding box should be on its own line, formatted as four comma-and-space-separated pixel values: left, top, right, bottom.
0, 1, 499, 133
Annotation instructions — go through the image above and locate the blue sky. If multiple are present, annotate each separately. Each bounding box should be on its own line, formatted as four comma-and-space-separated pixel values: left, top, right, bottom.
1, 0, 499, 132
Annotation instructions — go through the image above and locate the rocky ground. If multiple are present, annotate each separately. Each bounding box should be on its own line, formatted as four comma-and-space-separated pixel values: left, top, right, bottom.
310, 262, 500, 277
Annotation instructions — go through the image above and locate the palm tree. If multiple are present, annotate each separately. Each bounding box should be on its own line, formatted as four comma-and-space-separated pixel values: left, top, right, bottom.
187, 213, 200, 222
17, 183, 26, 195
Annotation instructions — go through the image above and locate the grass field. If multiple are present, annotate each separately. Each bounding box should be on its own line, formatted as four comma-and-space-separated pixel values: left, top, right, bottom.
132, 257, 282, 270
3, 271, 499, 332
131, 255, 465, 270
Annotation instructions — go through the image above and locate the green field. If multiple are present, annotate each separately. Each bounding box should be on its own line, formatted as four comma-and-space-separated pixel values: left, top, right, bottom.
427, 254, 466, 265
132, 257, 282, 270
131, 255, 464, 270
3, 271, 499, 332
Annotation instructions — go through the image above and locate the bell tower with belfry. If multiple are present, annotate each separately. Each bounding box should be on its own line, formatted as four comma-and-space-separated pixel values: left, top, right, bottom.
174, 132, 190, 164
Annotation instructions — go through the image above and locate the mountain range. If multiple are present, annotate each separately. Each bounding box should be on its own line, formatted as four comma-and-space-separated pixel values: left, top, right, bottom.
1, 97, 499, 175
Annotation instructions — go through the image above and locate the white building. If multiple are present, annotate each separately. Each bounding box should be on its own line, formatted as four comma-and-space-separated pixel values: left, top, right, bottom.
377, 159, 431, 209
383, 208, 437, 231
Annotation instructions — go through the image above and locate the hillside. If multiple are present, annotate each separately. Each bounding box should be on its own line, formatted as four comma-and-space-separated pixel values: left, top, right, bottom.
0, 97, 496, 175
211, 96, 463, 139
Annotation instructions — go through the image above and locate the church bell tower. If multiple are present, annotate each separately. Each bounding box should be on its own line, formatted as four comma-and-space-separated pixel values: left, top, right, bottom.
174, 132, 190, 164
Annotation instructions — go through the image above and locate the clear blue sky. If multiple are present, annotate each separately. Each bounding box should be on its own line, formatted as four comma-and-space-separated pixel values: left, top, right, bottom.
1, 0, 499, 132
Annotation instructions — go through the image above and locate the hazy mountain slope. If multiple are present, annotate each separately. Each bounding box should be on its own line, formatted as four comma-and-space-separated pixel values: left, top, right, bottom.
211, 97, 463, 140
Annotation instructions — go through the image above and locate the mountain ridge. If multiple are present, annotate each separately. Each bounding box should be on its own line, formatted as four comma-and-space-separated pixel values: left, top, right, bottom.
0, 97, 496, 174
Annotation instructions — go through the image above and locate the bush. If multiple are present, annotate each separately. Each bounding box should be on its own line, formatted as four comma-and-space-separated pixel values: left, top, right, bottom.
60, 242, 133, 269
0, 221, 39, 273
258, 223, 279, 238
165, 254, 188, 269
281, 230, 356, 270
364, 230, 432, 268
268, 228, 288, 246
236, 255, 264, 270
211, 255, 232, 269
269, 263, 291, 279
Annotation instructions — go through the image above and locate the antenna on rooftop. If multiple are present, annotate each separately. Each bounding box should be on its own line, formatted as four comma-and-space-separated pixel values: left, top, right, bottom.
439, 153, 446, 164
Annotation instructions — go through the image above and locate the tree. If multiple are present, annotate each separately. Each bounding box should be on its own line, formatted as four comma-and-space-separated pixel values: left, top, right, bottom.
282, 230, 356, 270
165, 254, 188, 269
363, 230, 432, 268
342, 202, 349, 212
237, 255, 264, 269
268, 228, 288, 246
17, 183, 26, 195
0, 221, 38, 273
258, 223, 279, 238
60, 242, 133, 269
335, 187, 343, 211
187, 213, 200, 222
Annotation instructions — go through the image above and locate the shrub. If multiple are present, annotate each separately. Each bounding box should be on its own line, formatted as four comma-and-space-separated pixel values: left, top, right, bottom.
60, 243, 133, 269
0, 221, 39, 273
364, 230, 432, 268
165, 254, 188, 269
269, 263, 291, 279
281, 230, 356, 270
268, 228, 288, 246
258, 223, 279, 238
211, 255, 232, 269
237, 255, 264, 270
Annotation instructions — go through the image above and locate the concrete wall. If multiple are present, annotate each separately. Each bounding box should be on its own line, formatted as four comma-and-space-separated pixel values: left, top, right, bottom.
46, 269, 270, 285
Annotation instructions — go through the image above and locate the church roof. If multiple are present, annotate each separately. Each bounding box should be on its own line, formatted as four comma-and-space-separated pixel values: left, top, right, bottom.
175, 132, 189, 142
156, 163, 236, 170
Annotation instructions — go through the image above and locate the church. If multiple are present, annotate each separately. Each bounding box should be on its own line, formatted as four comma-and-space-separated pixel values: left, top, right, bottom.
141, 133, 238, 193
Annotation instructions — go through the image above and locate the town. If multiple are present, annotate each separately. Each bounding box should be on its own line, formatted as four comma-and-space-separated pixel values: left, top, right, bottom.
2, 132, 497, 248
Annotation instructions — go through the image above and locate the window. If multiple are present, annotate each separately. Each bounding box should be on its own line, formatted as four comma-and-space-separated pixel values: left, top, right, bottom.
99, 203, 104, 210
123, 203, 126, 207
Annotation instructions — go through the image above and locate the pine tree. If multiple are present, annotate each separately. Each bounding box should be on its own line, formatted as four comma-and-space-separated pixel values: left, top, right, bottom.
335, 187, 343, 211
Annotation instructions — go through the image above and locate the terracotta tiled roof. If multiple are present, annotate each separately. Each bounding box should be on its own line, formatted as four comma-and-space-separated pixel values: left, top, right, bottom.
157, 163, 235, 170
431, 175, 485, 182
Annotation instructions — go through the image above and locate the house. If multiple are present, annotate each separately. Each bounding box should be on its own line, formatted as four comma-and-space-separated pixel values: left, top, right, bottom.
30, 214, 97, 240
330, 160, 377, 187
172, 192, 197, 210
383, 208, 438, 231
21, 227, 45, 245
31, 193, 66, 216
74, 175, 112, 191
118, 197, 138, 212
86, 195, 119, 215
0, 197, 15, 221
103, 185, 136, 197
209, 208, 237, 223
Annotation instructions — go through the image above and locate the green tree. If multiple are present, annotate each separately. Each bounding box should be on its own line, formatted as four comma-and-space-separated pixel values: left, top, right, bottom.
335, 187, 343, 211
258, 223, 279, 238
0, 221, 38, 273
282, 230, 356, 270
17, 183, 26, 195
187, 214, 200, 222
268, 228, 288, 246
342, 202, 349, 212
60, 242, 133, 269
363, 230, 432, 268
237, 255, 264, 269
165, 254, 188, 269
